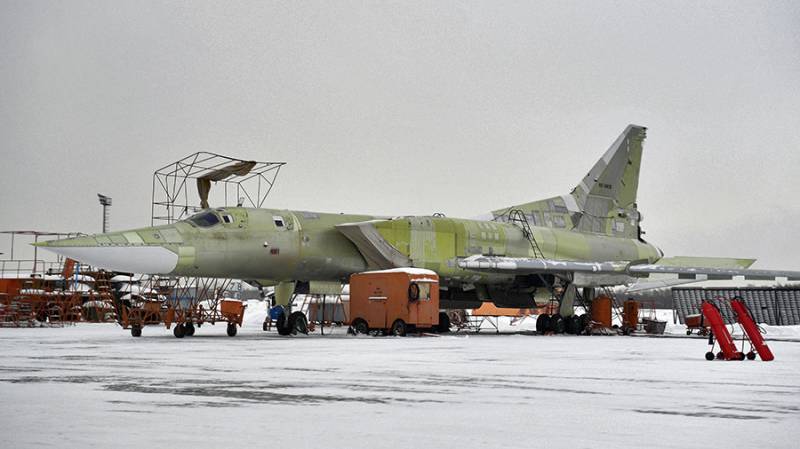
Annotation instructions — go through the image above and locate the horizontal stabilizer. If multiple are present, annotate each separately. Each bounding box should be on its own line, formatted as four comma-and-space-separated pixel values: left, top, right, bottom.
653, 256, 755, 269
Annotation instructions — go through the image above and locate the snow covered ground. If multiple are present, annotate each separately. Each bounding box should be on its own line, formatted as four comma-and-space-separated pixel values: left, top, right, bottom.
1, 306, 799, 449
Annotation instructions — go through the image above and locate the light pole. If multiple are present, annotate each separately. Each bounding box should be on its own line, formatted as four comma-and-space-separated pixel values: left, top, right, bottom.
97, 194, 112, 233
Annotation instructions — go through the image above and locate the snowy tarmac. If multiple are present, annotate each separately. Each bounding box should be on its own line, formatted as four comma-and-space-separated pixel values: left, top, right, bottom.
1, 320, 799, 449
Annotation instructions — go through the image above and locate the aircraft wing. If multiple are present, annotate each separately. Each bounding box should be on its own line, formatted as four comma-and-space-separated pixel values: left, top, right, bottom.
458, 255, 800, 282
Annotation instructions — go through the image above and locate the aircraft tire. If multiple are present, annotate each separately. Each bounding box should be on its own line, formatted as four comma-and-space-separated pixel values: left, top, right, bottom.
747, 351, 756, 360
184, 323, 195, 336
276, 313, 292, 336
705, 351, 715, 361
571, 315, 583, 335
436, 312, 451, 333
549, 314, 566, 334
289, 311, 308, 335
131, 326, 142, 337
352, 318, 369, 335
579, 314, 590, 334
564, 316, 576, 334
226, 323, 238, 337
391, 319, 407, 337
173, 324, 185, 338
536, 314, 550, 334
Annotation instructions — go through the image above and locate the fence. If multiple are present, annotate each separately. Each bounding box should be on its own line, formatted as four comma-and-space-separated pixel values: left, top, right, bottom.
672, 287, 800, 326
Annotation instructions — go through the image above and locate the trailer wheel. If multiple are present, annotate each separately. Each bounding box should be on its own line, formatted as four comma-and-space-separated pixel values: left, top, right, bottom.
131, 326, 142, 337
352, 318, 369, 335
184, 323, 195, 336
173, 324, 185, 338
746, 351, 756, 360
536, 314, 550, 334
391, 319, 407, 336
705, 351, 715, 361
226, 323, 238, 337
288, 311, 308, 335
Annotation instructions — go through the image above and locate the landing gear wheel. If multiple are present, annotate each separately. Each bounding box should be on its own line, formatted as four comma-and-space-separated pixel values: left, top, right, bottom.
564, 316, 575, 334
737, 352, 746, 361
184, 323, 195, 336
579, 314, 590, 334
746, 351, 756, 360
226, 323, 238, 337
352, 318, 369, 335
276, 312, 292, 336
716, 351, 724, 360
549, 314, 565, 334
288, 311, 308, 335
436, 312, 451, 333
571, 315, 583, 335
536, 314, 550, 334
705, 351, 715, 361
391, 319, 407, 336
131, 326, 142, 337
173, 323, 185, 338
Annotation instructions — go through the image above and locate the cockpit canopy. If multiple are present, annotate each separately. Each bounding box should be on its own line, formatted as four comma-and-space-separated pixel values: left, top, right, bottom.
187, 211, 221, 228
186, 208, 242, 228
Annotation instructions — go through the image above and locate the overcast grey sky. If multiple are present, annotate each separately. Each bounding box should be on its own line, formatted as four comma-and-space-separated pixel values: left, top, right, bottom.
1, 1, 799, 268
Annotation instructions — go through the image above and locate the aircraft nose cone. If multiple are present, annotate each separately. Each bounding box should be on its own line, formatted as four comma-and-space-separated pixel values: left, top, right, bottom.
37, 232, 179, 274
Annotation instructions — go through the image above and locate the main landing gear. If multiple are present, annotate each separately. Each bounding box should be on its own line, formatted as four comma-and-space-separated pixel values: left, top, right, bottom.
272, 309, 309, 336
536, 313, 589, 335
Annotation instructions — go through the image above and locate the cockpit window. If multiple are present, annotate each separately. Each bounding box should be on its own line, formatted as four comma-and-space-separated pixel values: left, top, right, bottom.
188, 211, 221, 228
273, 216, 285, 227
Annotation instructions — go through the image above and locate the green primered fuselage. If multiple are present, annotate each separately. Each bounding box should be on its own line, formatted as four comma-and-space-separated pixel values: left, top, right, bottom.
57, 207, 659, 290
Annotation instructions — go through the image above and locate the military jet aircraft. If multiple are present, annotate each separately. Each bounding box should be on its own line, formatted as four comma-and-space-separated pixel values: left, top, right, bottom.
38, 125, 800, 332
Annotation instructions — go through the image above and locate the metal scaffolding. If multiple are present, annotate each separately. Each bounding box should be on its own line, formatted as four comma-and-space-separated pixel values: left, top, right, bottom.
151, 152, 286, 225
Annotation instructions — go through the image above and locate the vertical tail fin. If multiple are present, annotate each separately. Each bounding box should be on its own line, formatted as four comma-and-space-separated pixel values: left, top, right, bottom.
574, 125, 646, 213
493, 125, 647, 238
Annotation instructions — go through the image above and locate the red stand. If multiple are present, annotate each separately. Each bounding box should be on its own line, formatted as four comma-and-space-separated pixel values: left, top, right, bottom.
701, 302, 743, 361
730, 298, 774, 361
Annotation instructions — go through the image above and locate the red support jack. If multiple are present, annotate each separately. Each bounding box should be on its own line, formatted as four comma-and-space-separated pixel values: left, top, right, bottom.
730, 298, 774, 361
701, 301, 744, 361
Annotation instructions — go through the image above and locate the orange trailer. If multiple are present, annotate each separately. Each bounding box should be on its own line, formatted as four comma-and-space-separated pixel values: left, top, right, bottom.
349, 269, 440, 336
